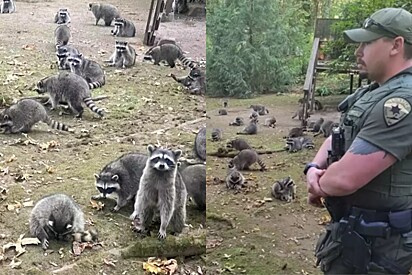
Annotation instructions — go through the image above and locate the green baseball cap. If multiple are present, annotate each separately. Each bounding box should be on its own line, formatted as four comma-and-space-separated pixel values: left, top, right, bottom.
343, 8, 412, 44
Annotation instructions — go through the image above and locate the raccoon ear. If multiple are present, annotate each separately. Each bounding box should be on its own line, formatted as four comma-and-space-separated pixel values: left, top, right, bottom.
66, 224, 73, 229
174, 150, 182, 159
177, 161, 181, 167
111, 174, 119, 181
48, 220, 54, 227
3, 114, 9, 120
94, 173, 100, 180
79, 53, 83, 58
147, 144, 155, 154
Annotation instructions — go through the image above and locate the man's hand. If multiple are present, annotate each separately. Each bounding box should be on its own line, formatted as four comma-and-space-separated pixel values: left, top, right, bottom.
306, 167, 326, 196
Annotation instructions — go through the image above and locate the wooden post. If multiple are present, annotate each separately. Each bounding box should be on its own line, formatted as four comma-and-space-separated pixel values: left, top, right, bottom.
144, 0, 156, 45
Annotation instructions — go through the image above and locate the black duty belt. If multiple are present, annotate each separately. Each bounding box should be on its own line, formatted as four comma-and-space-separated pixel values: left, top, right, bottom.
341, 207, 412, 238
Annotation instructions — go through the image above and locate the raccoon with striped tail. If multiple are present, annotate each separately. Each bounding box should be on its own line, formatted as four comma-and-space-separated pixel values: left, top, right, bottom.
56, 45, 80, 70
29, 194, 85, 250
92, 152, 148, 212
35, 72, 105, 118
68, 53, 105, 89
105, 40, 136, 69
0, 99, 72, 134
55, 25, 71, 47
144, 43, 198, 69
0, 0, 15, 13
54, 8, 71, 24
88, 3, 120, 26
229, 149, 266, 171
111, 17, 136, 37
130, 145, 187, 239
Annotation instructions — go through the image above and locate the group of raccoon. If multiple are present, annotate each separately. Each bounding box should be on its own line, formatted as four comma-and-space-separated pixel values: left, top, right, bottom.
224, 137, 296, 202
29, 142, 206, 250
0, 1, 208, 251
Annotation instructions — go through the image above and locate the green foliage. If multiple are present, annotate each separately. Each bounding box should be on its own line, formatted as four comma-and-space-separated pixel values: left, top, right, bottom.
206, 0, 310, 98
324, 0, 412, 69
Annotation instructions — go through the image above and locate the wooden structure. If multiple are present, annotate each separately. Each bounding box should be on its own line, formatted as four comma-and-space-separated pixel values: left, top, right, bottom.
144, 0, 174, 46
302, 19, 368, 126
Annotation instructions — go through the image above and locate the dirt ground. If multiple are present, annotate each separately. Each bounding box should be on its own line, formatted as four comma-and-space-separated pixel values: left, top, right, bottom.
206, 94, 345, 275
0, 0, 205, 274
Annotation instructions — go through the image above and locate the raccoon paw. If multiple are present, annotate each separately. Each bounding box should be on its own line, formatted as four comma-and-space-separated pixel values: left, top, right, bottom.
111, 205, 120, 212
42, 239, 49, 250
91, 194, 103, 200
157, 230, 167, 240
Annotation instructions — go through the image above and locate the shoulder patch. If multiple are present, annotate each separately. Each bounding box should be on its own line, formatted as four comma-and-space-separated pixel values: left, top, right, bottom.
383, 97, 411, 126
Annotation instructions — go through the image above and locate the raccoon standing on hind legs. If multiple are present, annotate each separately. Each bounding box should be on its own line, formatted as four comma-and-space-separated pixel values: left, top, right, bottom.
0, 0, 15, 13
68, 53, 105, 89
130, 145, 187, 239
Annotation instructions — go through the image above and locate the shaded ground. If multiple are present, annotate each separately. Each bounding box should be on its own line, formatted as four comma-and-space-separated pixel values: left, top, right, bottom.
0, 0, 205, 274
206, 94, 345, 275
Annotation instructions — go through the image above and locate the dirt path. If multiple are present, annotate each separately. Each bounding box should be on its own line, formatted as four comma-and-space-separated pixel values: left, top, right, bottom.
0, 0, 205, 274
206, 94, 344, 275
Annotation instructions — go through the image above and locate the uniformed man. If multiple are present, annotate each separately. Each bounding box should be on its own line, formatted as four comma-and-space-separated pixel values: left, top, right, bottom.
305, 8, 412, 274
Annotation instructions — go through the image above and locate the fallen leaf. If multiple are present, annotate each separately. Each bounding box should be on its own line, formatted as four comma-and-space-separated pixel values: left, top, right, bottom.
22, 201, 34, 208
9, 258, 22, 269
6, 155, 16, 163
90, 199, 104, 211
143, 258, 178, 275
104, 258, 117, 268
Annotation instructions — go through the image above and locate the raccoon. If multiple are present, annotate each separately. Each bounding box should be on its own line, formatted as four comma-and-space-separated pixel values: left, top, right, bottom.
112, 17, 136, 37
314, 120, 338, 137
264, 116, 276, 128
130, 145, 187, 239
271, 177, 296, 202
88, 3, 120, 26
55, 25, 71, 47
218, 109, 227, 115
250, 104, 269, 114
144, 43, 197, 69
194, 127, 206, 161
179, 164, 206, 210
285, 137, 315, 153
170, 67, 205, 95
286, 127, 305, 138
68, 53, 105, 89
0, 99, 71, 134
223, 100, 228, 108
226, 138, 252, 151
54, 8, 71, 24
73, 228, 99, 243
56, 45, 80, 70
35, 72, 105, 118
229, 149, 266, 171
106, 40, 136, 68
174, 0, 189, 14
226, 164, 245, 191
311, 118, 324, 133
249, 110, 259, 120
229, 117, 244, 126
211, 128, 223, 141
292, 106, 304, 120
237, 119, 258, 135
155, 38, 177, 47
0, 0, 15, 13
92, 153, 147, 212
29, 194, 85, 250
